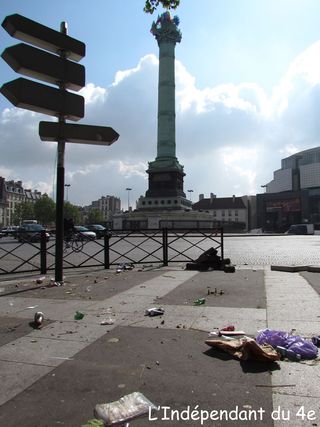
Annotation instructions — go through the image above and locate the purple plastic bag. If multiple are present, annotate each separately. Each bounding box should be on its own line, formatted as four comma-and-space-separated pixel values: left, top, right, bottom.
286, 336, 318, 359
256, 329, 318, 359
256, 329, 289, 348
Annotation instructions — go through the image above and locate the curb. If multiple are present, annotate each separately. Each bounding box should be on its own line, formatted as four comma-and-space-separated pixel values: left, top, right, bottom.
271, 265, 320, 273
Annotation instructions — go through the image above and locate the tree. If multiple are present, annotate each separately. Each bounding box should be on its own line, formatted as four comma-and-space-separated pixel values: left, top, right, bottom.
87, 208, 104, 225
12, 202, 35, 225
64, 201, 82, 225
34, 195, 56, 226
144, 0, 180, 14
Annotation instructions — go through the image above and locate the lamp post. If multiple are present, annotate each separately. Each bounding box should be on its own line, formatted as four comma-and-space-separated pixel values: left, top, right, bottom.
126, 187, 132, 211
187, 189, 193, 202
64, 183, 71, 201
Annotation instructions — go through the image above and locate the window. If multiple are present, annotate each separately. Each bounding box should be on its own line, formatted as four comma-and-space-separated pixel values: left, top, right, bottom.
228, 210, 232, 216
221, 210, 225, 216
213, 211, 216, 216
235, 210, 238, 216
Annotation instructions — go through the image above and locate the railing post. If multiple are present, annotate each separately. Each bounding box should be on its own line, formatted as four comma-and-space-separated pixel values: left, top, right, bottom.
40, 230, 47, 274
162, 228, 168, 266
104, 232, 110, 269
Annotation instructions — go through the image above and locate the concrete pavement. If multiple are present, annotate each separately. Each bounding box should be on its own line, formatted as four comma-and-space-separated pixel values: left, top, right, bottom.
0, 265, 319, 426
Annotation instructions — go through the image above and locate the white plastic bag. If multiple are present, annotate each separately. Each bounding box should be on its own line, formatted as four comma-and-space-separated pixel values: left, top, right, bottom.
94, 392, 157, 426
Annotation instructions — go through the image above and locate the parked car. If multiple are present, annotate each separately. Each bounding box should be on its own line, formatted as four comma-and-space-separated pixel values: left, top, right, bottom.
86, 224, 106, 239
286, 224, 314, 235
74, 226, 96, 240
1, 226, 19, 236
17, 224, 50, 243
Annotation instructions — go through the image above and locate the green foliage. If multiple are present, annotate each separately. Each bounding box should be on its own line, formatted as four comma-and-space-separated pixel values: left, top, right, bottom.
34, 195, 56, 225
87, 208, 104, 225
63, 201, 82, 224
12, 202, 35, 225
144, 0, 180, 14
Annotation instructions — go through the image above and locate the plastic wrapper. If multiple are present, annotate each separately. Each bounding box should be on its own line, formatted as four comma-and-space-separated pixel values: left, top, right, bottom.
256, 329, 289, 348
286, 336, 318, 359
256, 329, 318, 359
205, 337, 280, 362
94, 392, 157, 426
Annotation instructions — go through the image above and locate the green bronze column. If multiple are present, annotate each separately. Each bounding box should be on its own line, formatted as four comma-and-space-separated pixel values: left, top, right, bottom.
137, 13, 191, 211
152, 13, 181, 161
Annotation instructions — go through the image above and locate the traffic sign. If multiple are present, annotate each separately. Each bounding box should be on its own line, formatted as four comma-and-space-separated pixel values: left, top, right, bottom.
39, 121, 119, 145
1, 78, 84, 120
1, 13, 119, 284
2, 14, 85, 61
2, 43, 85, 91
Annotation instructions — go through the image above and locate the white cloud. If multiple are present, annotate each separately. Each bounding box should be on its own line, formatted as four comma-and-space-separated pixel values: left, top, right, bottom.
80, 83, 107, 105
1, 40, 320, 206
112, 54, 158, 86
23, 180, 53, 195
117, 161, 147, 179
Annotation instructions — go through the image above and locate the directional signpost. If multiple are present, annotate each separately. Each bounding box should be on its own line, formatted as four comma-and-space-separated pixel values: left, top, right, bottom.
1, 14, 119, 282
39, 122, 119, 145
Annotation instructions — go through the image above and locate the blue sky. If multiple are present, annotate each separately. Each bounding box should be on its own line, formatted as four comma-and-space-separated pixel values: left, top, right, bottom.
1, 0, 320, 208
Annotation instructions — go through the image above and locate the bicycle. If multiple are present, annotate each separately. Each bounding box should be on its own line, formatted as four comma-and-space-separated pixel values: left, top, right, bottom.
64, 232, 84, 253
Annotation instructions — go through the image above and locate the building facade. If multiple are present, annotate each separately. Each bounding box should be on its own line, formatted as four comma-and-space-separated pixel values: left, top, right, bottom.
0, 177, 42, 226
88, 195, 121, 222
0, 177, 8, 227
266, 147, 320, 193
257, 147, 320, 231
192, 193, 248, 231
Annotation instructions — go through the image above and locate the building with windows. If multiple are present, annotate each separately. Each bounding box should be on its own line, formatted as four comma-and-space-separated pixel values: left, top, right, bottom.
0, 177, 8, 227
257, 147, 320, 231
4, 180, 25, 226
0, 177, 43, 226
87, 195, 121, 222
266, 147, 320, 193
24, 189, 42, 203
192, 193, 248, 231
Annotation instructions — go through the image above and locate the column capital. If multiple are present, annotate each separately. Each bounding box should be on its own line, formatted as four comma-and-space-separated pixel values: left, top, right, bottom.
151, 12, 181, 45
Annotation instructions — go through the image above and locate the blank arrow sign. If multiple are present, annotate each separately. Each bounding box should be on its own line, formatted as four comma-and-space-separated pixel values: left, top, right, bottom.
2, 43, 85, 91
39, 121, 119, 145
2, 14, 85, 62
0, 77, 84, 120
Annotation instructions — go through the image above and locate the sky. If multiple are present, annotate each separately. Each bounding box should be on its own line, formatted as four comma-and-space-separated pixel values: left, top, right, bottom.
1, 0, 320, 209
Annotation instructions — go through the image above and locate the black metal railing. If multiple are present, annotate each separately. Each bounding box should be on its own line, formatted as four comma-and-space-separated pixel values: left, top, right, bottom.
0, 228, 223, 276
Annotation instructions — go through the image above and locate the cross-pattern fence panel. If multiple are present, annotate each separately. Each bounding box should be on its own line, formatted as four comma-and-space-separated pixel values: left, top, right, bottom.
0, 228, 223, 275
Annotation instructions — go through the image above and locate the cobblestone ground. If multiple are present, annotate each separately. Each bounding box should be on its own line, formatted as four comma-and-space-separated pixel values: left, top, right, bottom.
224, 235, 320, 266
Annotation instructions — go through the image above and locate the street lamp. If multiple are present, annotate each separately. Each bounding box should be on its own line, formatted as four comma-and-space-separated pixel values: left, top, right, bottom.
126, 187, 132, 210
64, 184, 71, 201
187, 189, 193, 202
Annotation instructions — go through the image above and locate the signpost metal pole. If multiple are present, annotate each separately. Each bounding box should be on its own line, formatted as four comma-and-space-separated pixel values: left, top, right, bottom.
55, 21, 67, 283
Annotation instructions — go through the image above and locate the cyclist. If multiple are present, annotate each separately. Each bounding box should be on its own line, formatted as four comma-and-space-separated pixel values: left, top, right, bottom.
64, 217, 75, 248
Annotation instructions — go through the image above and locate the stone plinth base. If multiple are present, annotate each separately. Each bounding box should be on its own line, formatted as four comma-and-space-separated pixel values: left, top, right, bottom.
113, 209, 214, 230
136, 194, 191, 211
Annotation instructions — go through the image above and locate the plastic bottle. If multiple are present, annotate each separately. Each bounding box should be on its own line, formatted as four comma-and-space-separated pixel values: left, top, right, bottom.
194, 298, 206, 306
276, 346, 301, 361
